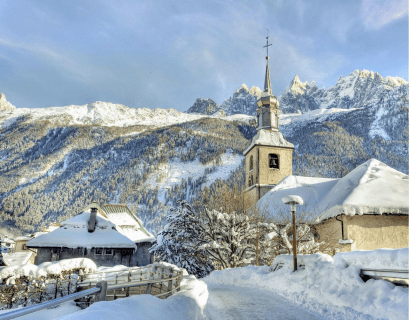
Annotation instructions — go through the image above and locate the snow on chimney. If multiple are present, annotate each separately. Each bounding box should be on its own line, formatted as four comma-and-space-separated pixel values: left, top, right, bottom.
88, 202, 98, 233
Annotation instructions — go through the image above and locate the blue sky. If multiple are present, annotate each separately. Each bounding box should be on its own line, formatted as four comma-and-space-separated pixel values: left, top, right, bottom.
0, 0, 407, 111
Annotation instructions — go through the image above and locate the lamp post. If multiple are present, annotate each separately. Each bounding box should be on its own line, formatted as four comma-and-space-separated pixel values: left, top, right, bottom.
282, 195, 304, 272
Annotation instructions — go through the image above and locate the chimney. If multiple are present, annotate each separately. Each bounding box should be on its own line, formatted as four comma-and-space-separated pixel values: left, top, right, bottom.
88, 202, 98, 233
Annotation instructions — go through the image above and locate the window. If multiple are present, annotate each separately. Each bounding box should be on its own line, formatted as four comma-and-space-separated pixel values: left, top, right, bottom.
248, 175, 254, 187
22, 244, 27, 250
105, 249, 113, 255
95, 248, 103, 255
249, 155, 253, 171
269, 154, 279, 169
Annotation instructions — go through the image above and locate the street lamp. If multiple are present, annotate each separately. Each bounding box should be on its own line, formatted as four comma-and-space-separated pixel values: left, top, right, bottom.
282, 195, 304, 272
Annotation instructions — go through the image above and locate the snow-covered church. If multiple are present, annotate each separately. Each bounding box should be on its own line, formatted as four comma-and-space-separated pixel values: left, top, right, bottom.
244, 43, 409, 252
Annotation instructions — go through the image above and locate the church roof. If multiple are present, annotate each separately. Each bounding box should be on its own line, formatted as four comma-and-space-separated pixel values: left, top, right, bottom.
243, 129, 294, 155
251, 159, 409, 223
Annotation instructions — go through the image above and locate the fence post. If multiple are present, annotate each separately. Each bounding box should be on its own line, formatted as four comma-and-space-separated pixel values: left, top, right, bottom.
94, 281, 108, 303
168, 274, 173, 295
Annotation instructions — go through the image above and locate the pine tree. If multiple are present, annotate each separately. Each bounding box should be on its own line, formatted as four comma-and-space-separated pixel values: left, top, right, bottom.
149, 201, 214, 278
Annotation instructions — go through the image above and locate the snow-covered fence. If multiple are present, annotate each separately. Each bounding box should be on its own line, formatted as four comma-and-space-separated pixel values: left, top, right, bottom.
76, 262, 184, 306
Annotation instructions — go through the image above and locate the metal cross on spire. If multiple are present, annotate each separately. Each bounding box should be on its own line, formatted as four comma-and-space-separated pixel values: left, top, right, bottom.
263, 29, 272, 60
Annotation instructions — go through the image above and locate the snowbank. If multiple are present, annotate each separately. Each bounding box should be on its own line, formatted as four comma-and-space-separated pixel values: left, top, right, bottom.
0, 258, 96, 282
57, 274, 208, 320
333, 248, 409, 270
204, 252, 408, 320
2, 252, 33, 266
0, 301, 81, 320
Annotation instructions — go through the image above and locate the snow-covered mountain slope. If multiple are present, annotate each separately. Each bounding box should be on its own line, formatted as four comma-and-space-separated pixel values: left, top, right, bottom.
0, 101, 209, 128
0, 69, 407, 236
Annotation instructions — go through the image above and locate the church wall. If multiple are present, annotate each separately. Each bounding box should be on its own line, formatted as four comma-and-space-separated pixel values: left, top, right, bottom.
315, 214, 409, 253
244, 186, 260, 210
346, 215, 409, 250
258, 147, 293, 185
314, 217, 343, 253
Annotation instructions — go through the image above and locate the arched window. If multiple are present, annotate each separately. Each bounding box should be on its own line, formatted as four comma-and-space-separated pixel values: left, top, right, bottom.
269, 154, 279, 169
249, 155, 253, 171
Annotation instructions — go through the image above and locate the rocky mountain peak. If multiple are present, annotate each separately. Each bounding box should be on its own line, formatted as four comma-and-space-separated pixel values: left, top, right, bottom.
186, 98, 219, 115
0, 93, 16, 112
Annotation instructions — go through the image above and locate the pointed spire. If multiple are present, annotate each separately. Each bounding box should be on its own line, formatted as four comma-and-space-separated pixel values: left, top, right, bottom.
264, 59, 272, 95
263, 29, 272, 95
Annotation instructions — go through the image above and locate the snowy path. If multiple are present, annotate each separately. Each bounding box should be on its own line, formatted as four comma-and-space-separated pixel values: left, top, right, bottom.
205, 284, 323, 320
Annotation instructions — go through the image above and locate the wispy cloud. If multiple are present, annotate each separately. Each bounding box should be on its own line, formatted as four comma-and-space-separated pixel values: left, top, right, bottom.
361, 0, 407, 30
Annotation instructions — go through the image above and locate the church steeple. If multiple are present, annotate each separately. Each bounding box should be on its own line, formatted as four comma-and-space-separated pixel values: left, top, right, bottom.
263, 30, 272, 95
243, 30, 294, 210
257, 29, 280, 132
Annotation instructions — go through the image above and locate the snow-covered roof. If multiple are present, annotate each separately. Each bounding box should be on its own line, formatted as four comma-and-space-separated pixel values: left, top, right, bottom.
2, 252, 33, 266
117, 226, 156, 243
14, 235, 31, 242
253, 159, 409, 223
27, 211, 136, 249
0, 238, 15, 244
101, 204, 155, 243
243, 129, 294, 155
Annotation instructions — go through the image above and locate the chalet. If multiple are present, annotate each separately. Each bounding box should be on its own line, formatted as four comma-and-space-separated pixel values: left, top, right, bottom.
14, 225, 60, 264
27, 203, 155, 267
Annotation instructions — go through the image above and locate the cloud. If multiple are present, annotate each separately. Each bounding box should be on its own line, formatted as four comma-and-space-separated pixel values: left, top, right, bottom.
361, 0, 407, 29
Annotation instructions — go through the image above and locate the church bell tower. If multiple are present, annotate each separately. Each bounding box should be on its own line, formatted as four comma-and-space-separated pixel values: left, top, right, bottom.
243, 30, 294, 210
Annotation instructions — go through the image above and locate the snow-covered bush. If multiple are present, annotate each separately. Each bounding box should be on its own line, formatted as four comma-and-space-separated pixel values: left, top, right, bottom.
0, 258, 96, 309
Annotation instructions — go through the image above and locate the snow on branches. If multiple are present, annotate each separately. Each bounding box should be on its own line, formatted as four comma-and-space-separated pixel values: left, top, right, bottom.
149, 201, 214, 278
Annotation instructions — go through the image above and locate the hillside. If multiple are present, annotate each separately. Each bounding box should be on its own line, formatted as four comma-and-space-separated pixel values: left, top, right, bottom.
0, 69, 407, 235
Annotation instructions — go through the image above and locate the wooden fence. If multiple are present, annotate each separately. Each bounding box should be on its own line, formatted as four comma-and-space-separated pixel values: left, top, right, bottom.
0, 263, 184, 319
76, 264, 184, 306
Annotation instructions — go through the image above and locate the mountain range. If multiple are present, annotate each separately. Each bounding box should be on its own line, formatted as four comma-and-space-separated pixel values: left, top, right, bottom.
0, 69, 407, 236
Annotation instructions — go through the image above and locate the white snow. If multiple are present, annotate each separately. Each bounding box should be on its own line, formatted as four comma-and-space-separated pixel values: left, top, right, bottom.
369, 106, 391, 140
56, 273, 208, 320
243, 129, 294, 155
282, 195, 304, 205
1, 252, 33, 266
253, 159, 409, 222
27, 211, 137, 249
0, 302, 81, 320
0, 258, 96, 282
205, 252, 409, 320
333, 248, 409, 271
152, 151, 243, 203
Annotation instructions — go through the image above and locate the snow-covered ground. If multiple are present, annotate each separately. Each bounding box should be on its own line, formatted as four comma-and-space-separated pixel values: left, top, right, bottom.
2, 249, 406, 319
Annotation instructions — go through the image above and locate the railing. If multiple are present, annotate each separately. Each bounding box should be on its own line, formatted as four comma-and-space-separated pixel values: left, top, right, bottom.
360, 269, 409, 286
0, 263, 184, 319
0, 282, 106, 320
